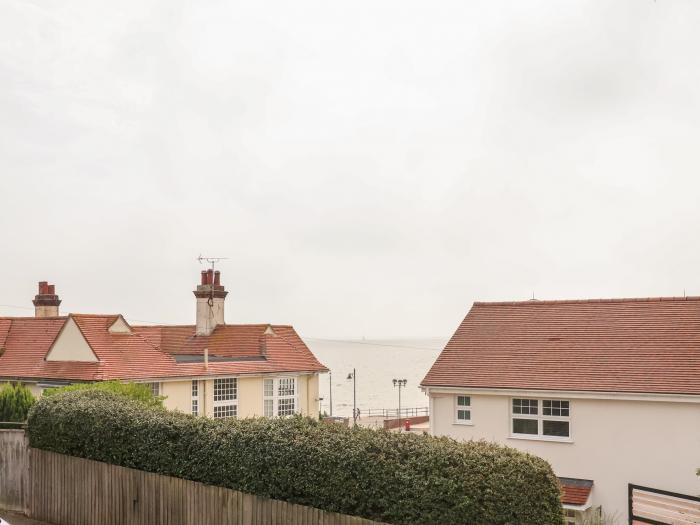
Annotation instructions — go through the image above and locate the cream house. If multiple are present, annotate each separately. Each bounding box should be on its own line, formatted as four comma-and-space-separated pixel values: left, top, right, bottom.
0, 273, 327, 419
422, 297, 700, 523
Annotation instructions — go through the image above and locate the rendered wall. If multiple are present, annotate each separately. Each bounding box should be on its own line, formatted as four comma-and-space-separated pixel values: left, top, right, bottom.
430, 392, 700, 519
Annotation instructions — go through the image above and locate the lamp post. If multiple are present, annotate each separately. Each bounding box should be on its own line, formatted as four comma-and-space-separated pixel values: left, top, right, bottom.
347, 369, 357, 426
392, 378, 407, 429
329, 371, 333, 417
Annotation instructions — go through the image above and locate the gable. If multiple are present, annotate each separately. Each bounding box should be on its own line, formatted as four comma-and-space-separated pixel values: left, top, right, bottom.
46, 317, 99, 362
108, 316, 132, 334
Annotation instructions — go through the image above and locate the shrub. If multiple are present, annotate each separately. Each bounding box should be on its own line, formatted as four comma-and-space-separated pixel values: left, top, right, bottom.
28, 390, 563, 525
42, 380, 164, 407
0, 382, 35, 422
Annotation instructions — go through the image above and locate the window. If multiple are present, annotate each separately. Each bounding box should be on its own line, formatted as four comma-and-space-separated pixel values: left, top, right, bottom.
144, 382, 160, 397
213, 378, 237, 419
454, 395, 471, 423
511, 398, 570, 440
191, 380, 199, 416
263, 377, 297, 417
564, 509, 578, 525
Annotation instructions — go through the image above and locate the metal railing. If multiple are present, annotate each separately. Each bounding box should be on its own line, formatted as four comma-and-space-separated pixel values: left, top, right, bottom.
364, 407, 429, 418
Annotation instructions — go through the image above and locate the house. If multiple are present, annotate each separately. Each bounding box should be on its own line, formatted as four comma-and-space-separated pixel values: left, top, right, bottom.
0, 270, 327, 419
421, 297, 700, 523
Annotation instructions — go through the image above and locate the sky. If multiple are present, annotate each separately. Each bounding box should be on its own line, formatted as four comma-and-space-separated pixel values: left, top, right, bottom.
1, 0, 699, 338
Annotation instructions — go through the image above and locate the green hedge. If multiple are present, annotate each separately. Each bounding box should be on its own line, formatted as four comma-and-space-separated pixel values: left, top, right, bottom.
0, 382, 35, 422
43, 380, 164, 407
28, 391, 563, 525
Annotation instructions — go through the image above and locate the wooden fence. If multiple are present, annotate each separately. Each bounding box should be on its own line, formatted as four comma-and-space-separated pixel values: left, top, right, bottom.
0, 430, 29, 512
1, 431, 386, 525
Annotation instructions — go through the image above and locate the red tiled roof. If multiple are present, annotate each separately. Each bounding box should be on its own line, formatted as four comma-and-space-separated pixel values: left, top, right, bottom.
421, 297, 700, 395
559, 478, 593, 506
0, 315, 326, 382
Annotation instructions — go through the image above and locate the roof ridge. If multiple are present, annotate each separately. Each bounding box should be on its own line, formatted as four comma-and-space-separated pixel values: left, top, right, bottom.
474, 296, 700, 306
69, 313, 121, 318
0, 316, 69, 320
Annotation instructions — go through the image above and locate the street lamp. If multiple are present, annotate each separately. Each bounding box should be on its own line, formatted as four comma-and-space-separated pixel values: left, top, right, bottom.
347, 369, 357, 426
392, 379, 407, 428
328, 371, 333, 417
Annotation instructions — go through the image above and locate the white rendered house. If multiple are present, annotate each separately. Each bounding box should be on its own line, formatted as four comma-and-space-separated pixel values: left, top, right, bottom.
422, 297, 700, 523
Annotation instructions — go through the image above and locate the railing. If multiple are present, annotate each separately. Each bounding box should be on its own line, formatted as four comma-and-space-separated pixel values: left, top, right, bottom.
364, 407, 429, 418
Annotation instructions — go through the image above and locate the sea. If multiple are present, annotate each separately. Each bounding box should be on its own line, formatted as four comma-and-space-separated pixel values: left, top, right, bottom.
304, 337, 446, 418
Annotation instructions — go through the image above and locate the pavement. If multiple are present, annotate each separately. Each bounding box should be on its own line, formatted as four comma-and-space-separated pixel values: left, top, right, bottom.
0, 510, 54, 525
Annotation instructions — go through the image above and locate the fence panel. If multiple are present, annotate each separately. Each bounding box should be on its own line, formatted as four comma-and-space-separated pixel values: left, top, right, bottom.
25, 446, 387, 525
0, 429, 29, 512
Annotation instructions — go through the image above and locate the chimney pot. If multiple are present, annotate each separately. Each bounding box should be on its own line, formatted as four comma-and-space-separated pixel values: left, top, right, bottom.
194, 270, 227, 336
33, 281, 61, 317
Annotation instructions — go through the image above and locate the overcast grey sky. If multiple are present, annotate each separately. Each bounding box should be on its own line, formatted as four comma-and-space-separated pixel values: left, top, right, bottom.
1, 0, 699, 338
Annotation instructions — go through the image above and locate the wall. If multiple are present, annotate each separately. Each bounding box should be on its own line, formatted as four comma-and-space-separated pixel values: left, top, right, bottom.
238, 376, 263, 418
161, 380, 192, 413
26, 446, 387, 525
0, 430, 29, 512
430, 392, 700, 519
159, 374, 320, 419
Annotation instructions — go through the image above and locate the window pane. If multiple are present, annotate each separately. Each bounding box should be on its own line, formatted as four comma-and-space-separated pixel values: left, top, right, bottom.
264, 379, 274, 397
561, 401, 570, 417
543, 420, 569, 437
543, 400, 570, 417
278, 398, 295, 416
191, 400, 198, 416
191, 380, 198, 396
512, 418, 538, 435
457, 395, 470, 407
146, 382, 160, 396
513, 399, 537, 415
278, 378, 295, 397
264, 399, 274, 418
213, 405, 237, 419
457, 409, 471, 421
214, 378, 237, 401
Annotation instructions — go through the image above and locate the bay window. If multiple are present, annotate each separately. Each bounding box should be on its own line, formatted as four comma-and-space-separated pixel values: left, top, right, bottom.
263, 377, 297, 417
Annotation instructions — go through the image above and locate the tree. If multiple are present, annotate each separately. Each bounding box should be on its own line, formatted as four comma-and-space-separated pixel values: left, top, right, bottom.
0, 382, 36, 422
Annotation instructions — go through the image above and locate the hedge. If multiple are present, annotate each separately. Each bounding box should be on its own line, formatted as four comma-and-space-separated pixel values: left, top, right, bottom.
28, 391, 563, 525
42, 380, 164, 408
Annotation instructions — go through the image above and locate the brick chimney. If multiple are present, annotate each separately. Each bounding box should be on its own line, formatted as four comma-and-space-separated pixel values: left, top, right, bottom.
33, 281, 61, 317
193, 269, 228, 336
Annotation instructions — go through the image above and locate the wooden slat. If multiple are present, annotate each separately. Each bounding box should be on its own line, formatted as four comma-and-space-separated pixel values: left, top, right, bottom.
21, 445, 388, 525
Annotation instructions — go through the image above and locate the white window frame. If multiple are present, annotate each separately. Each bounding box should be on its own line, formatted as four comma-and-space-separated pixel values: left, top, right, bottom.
144, 382, 160, 397
563, 508, 578, 525
510, 397, 572, 442
453, 395, 473, 425
213, 378, 238, 419
191, 380, 199, 416
263, 376, 298, 418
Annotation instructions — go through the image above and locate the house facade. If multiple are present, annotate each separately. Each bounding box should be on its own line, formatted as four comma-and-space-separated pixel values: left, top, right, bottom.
422, 297, 700, 523
0, 271, 327, 419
